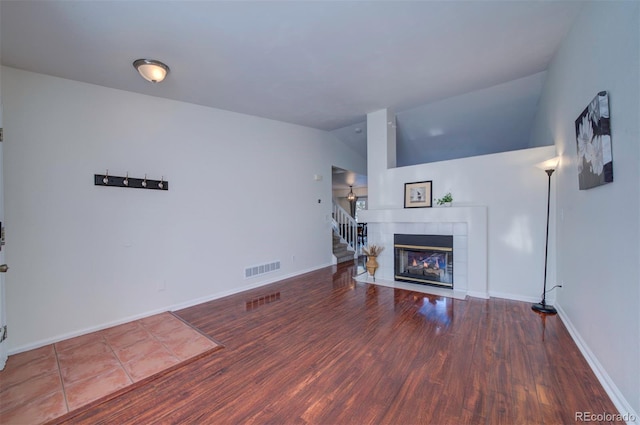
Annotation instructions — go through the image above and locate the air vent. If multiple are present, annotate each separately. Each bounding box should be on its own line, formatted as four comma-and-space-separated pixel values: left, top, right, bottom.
244, 261, 280, 279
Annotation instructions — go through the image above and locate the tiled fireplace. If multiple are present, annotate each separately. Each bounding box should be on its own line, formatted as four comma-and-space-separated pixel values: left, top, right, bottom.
357, 206, 488, 299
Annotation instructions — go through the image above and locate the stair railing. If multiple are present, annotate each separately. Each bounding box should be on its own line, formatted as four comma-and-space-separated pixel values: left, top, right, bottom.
332, 200, 358, 253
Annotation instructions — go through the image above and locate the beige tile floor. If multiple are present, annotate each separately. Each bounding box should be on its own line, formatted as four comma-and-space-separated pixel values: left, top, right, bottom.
0, 312, 220, 424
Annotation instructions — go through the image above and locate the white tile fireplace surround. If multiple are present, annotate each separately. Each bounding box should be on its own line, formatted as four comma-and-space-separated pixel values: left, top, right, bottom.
356, 207, 488, 299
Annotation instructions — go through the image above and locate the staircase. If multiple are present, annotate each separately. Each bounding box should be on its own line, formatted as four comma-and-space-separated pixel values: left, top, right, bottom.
331, 200, 358, 264
333, 231, 355, 264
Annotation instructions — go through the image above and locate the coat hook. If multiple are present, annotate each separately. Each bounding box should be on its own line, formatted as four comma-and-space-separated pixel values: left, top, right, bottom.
103, 169, 109, 184
158, 176, 164, 189
123, 172, 129, 186
142, 174, 147, 188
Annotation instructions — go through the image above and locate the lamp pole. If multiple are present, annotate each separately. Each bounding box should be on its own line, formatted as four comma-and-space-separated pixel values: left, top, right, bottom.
532, 168, 558, 314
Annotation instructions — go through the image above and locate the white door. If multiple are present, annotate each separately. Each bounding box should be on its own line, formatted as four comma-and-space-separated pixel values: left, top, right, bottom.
0, 96, 7, 369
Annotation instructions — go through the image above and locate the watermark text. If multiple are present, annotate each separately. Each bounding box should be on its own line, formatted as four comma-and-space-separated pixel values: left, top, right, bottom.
575, 411, 637, 422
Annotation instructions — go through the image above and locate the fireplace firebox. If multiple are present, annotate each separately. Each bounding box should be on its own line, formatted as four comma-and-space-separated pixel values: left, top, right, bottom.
394, 234, 453, 288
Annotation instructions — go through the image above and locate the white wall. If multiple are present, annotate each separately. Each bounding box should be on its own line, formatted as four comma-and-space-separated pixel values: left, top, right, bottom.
367, 141, 557, 302
396, 71, 548, 165
530, 1, 640, 418
2, 67, 366, 352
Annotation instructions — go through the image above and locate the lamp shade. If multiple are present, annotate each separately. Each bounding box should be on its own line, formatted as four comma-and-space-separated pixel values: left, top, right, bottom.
133, 59, 170, 83
536, 156, 560, 172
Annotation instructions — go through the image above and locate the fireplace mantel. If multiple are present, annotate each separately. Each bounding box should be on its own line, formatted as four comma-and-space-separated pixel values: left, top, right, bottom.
358, 205, 486, 224
358, 206, 488, 299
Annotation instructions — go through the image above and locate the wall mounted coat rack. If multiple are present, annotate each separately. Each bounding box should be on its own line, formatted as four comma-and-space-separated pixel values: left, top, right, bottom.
94, 171, 169, 191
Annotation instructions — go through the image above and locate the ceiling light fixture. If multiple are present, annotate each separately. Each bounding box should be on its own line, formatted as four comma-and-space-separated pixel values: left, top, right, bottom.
347, 186, 356, 202
133, 59, 170, 83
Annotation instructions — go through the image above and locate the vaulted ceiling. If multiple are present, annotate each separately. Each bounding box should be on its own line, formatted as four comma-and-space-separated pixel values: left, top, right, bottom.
1, 1, 584, 167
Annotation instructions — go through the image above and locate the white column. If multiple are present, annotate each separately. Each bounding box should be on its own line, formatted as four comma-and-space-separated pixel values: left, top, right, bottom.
366, 108, 396, 209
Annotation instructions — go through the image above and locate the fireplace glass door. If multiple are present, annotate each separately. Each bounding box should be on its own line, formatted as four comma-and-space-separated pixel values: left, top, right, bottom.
394, 234, 453, 288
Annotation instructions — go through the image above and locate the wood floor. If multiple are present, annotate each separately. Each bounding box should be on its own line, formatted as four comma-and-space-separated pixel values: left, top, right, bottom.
49, 262, 620, 424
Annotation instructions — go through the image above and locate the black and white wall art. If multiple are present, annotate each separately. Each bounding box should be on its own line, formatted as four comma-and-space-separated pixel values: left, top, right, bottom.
404, 181, 432, 208
575, 91, 613, 190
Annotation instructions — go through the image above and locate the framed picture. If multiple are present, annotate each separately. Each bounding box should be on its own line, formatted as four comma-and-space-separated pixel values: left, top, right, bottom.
404, 181, 432, 208
575, 91, 613, 190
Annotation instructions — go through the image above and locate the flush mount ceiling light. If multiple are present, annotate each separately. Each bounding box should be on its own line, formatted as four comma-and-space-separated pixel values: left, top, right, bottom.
133, 59, 170, 83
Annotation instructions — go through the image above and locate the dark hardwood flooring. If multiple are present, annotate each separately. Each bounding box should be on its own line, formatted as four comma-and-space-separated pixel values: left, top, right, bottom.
49, 262, 621, 424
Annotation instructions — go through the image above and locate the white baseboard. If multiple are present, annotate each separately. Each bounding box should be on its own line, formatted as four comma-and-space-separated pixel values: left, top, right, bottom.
466, 290, 490, 300
556, 303, 639, 425
488, 290, 540, 303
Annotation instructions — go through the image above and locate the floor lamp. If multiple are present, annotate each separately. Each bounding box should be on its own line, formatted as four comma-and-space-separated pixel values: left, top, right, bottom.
532, 157, 559, 315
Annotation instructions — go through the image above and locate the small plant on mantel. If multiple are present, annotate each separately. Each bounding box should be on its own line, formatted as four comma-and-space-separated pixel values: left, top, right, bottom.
436, 192, 453, 206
